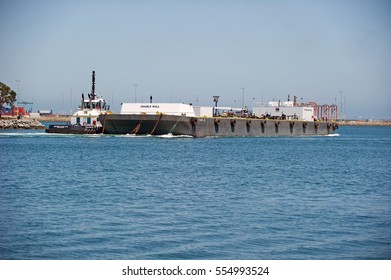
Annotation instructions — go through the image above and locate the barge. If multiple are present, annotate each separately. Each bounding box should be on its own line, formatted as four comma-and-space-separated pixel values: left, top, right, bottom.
99, 97, 338, 137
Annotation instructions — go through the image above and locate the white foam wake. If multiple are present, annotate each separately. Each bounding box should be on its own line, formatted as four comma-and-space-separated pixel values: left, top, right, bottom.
115, 133, 192, 138
157, 133, 193, 138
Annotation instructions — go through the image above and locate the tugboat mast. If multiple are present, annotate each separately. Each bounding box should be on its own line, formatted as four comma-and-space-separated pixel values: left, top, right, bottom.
91, 71, 96, 99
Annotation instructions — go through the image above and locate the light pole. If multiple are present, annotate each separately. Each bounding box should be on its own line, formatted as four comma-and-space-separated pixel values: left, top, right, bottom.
69, 88, 73, 115
111, 92, 114, 111
339, 90, 343, 121
15, 80, 20, 96
213, 96, 220, 116
133, 83, 138, 103
241, 87, 245, 108
15, 80, 20, 116
344, 95, 346, 120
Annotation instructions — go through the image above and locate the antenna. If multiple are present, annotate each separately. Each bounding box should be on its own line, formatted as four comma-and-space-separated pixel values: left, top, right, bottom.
241, 87, 245, 108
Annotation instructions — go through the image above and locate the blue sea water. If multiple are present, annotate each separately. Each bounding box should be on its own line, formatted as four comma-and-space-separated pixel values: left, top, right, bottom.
0, 126, 390, 260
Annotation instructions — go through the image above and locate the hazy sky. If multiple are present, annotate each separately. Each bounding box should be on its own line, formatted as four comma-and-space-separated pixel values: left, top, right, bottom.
1, 0, 390, 118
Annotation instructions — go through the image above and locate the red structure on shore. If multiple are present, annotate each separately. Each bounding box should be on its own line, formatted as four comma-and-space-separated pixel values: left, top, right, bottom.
306, 102, 338, 121
1, 106, 28, 117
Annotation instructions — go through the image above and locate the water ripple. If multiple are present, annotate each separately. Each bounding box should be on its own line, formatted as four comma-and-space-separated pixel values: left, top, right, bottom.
0, 126, 390, 259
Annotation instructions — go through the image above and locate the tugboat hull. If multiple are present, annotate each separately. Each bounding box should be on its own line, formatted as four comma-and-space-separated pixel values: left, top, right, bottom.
45, 124, 102, 134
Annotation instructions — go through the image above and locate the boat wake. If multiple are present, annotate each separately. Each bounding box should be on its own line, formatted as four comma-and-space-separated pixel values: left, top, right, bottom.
1, 131, 338, 139
0, 131, 48, 137
0, 132, 193, 138
118, 133, 193, 139
0, 131, 108, 138
157, 133, 193, 138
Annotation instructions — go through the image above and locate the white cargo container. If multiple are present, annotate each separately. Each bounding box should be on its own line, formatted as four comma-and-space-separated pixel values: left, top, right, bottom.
194, 106, 213, 117
120, 103, 196, 117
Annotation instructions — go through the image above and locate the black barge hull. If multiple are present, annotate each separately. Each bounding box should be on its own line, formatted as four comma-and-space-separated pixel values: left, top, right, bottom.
99, 114, 338, 137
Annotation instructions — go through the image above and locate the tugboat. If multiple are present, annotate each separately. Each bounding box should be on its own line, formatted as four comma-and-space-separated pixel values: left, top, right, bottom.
46, 71, 111, 134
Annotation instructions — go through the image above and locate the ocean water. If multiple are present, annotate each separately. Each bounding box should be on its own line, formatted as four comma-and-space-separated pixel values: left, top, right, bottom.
0, 126, 390, 260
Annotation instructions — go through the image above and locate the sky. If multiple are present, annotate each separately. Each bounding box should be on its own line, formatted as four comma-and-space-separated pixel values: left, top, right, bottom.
0, 0, 390, 118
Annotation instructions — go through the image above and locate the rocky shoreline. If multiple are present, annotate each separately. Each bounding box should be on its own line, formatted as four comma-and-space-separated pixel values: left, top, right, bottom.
339, 120, 391, 126
0, 118, 46, 129
0, 115, 72, 129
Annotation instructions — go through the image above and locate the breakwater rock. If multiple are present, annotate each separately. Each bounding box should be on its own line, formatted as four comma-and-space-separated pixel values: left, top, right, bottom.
0, 118, 46, 129
339, 120, 391, 126
37, 115, 71, 122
